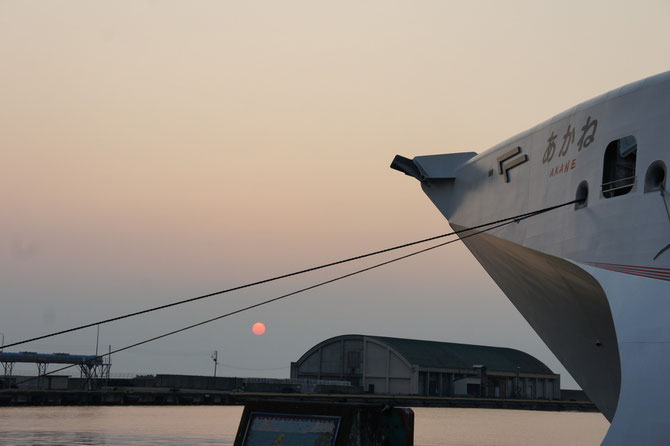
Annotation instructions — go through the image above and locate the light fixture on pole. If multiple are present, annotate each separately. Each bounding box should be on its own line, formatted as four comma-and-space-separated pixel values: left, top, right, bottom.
211, 350, 219, 378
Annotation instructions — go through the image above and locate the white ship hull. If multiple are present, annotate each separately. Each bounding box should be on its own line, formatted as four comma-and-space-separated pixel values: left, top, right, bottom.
393, 70, 670, 444
583, 264, 670, 445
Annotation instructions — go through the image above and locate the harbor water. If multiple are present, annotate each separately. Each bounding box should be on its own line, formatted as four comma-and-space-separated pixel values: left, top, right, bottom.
0, 406, 609, 445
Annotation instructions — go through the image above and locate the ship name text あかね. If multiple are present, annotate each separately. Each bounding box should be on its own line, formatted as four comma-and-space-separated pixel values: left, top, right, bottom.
543, 115, 598, 178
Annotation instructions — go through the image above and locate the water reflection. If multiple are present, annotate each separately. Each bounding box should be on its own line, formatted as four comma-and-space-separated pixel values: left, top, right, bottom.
0, 405, 607, 446
25, 431, 106, 446
0, 406, 241, 446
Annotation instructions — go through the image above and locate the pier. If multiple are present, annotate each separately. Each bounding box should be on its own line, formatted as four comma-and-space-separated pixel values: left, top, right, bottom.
0, 388, 598, 413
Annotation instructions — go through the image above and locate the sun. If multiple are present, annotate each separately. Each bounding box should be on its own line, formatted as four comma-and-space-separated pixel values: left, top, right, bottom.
252, 322, 266, 336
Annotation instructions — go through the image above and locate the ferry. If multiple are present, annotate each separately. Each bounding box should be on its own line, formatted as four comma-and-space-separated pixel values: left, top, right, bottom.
392, 70, 670, 445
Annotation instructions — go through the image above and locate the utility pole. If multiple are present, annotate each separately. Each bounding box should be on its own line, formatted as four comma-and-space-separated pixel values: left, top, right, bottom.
95, 325, 100, 357
211, 350, 219, 378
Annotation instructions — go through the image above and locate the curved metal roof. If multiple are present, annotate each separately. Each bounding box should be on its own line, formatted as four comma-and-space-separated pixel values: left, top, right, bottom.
368, 336, 554, 375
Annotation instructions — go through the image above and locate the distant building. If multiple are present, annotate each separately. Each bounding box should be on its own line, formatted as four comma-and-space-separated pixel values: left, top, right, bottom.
0, 375, 69, 390
291, 335, 560, 399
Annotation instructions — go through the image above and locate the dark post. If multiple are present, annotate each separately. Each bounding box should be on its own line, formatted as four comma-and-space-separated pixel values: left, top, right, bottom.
515, 366, 520, 398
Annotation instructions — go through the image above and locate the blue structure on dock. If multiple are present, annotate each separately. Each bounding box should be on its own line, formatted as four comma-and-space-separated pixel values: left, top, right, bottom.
0, 351, 110, 388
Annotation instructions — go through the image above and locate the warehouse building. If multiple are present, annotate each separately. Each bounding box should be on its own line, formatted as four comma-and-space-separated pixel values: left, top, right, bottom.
291, 335, 560, 400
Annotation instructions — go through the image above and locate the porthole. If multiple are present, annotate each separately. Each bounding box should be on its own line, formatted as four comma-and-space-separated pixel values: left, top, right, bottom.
644, 160, 666, 193
575, 181, 588, 209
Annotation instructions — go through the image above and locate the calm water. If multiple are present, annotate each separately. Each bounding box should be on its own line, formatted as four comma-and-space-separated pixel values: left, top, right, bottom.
0, 406, 609, 445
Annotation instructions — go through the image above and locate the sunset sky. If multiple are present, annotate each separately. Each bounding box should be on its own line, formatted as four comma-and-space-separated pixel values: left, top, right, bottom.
2, 1, 670, 388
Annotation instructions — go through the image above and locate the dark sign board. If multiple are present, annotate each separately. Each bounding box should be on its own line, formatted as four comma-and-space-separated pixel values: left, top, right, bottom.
234, 401, 413, 446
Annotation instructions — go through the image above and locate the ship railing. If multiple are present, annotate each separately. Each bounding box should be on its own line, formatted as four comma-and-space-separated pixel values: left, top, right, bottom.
601, 175, 636, 196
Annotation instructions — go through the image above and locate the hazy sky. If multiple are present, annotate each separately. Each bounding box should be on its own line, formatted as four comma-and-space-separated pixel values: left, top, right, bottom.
2, 0, 670, 389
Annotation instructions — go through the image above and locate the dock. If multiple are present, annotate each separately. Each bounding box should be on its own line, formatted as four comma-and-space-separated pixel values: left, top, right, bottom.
0, 388, 598, 412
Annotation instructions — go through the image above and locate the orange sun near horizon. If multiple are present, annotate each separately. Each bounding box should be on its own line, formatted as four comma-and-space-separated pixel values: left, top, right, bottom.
252, 322, 266, 336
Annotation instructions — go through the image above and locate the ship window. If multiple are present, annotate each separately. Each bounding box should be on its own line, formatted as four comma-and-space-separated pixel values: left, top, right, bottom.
602, 136, 637, 198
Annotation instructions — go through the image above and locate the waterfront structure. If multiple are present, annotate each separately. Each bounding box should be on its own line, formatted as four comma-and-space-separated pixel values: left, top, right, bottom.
0, 351, 110, 389
145, 374, 351, 394
392, 70, 670, 444
0, 374, 69, 390
291, 334, 559, 399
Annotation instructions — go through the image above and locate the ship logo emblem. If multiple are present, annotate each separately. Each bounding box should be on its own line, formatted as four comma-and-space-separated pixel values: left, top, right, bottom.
497, 147, 528, 183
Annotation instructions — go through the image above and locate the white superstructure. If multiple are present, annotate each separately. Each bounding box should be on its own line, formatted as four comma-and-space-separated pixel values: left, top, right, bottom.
392, 70, 670, 445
